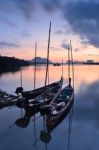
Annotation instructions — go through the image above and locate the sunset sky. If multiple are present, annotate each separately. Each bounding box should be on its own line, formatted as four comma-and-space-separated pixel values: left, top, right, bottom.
0, 0, 99, 62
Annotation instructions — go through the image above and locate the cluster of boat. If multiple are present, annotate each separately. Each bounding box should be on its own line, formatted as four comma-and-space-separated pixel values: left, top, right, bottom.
0, 22, 74, 131
14, 77, 73, 131
0, 75, 74, 130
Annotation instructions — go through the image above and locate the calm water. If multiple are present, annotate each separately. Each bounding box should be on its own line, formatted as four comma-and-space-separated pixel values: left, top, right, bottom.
0, 65, 99, 150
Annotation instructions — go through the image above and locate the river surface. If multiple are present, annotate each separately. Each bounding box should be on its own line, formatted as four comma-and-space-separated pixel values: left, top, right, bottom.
0, 65, 99, 150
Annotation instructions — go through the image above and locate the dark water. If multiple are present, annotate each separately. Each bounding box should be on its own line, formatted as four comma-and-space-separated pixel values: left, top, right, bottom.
0, 65, 99, 150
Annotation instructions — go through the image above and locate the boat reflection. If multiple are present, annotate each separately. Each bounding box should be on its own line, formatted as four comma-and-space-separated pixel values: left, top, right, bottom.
40, 129, 51, 144
39, 116, 51, 150
15, 90, 74, 150
15, 108, 38, 128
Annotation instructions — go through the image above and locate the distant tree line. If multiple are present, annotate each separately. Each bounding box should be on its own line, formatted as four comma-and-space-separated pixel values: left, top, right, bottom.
0, 56, 29, 73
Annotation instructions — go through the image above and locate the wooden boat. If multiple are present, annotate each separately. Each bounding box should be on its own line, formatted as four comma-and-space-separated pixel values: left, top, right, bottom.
16, 79, 63, 112
40, 40, 74, 130
21, 80, 62, 100
53, 63, 61, 66
40, 82, 74, 130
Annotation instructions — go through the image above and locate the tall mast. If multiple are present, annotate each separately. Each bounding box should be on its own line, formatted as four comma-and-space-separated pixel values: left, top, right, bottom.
62, 59, 63, 78
45, 21, 51, 86
20, 67, 22, 87
34, 43, 37, 150
70, 40, 74, 88
34, 42, 37, 90
68, 44, 71, 86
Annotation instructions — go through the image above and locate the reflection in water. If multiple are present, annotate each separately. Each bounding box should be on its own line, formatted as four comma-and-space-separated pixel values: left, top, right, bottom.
0, 65, 99, 93
40, 129, 51, 144
70, 80, 99, 150
33, 115, 37, 150
15, 104, 72, 150
0, 65, 99, 150
15, 107, 41, 128
0, 68, 20, 77
15, 116, 30, 128
40, 117, 50, 150
67, 109, 74, 150
74, 80, 99, 122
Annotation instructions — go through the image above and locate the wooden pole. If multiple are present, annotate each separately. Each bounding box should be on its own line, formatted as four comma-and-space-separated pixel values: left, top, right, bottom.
62, 59, 63, 78
20, 67, 22, 87
70, 40, 74, 88
34, 42, 37, 90
68, 45, 70, 85
45, 21, 51, 87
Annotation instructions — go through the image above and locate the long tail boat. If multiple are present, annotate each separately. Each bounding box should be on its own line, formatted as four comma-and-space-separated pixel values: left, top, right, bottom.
21, 80, 62, 100
40, 40, 74, 130
46, 82, 73, 130
16, 21, 64, 111
15, 22, 59, 102
40, 78, 74, 130
16, 78, 63, 111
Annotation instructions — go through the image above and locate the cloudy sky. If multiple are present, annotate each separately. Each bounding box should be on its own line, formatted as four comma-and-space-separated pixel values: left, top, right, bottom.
0, 0, 99, 62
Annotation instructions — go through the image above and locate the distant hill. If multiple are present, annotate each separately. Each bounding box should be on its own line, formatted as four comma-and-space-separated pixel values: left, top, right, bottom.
30, 57, 53, 64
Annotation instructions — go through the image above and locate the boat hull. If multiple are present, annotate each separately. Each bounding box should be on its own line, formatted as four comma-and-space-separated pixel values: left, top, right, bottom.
22, 80, 62, 100
16, 80, 62, 113
42, 85, 74, 130
46, 100, 73, 130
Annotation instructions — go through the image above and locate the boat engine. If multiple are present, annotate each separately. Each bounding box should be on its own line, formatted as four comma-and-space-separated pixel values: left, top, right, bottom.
15, 87, 23, 95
